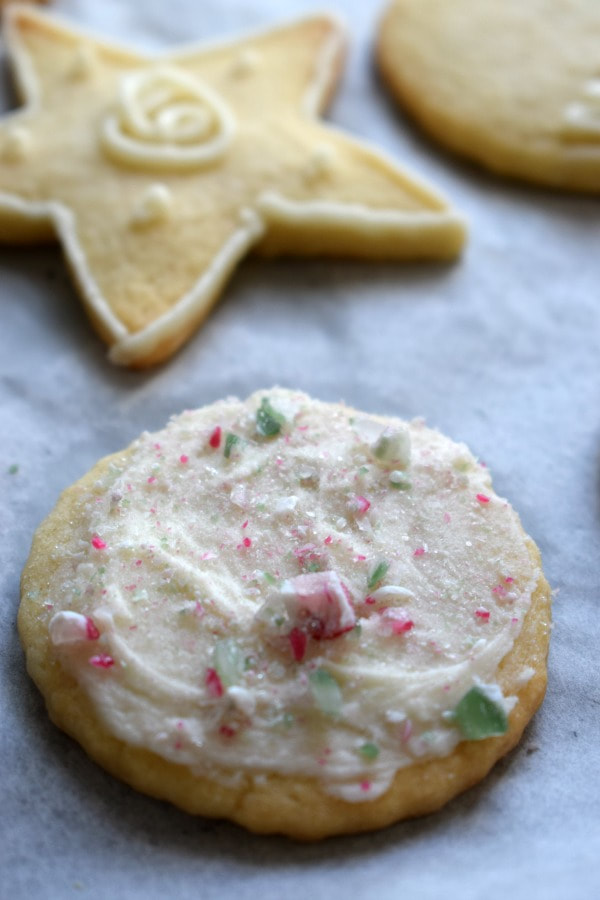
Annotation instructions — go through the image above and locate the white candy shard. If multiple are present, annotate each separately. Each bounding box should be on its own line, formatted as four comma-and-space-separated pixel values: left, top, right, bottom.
49, 610, 96, 645
368, 585, 415, 603
229, 483, 247, 508
274, 495, 298, 514
226, 686, 256, 717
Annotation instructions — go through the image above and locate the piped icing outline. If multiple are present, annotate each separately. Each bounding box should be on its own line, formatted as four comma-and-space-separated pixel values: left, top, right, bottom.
0, 5, 467, 365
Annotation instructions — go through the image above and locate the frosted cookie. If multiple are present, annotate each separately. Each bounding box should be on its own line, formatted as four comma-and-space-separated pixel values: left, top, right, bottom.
377, 0, 600, 191
19, 390, 551, 839
0, 7, 466, 368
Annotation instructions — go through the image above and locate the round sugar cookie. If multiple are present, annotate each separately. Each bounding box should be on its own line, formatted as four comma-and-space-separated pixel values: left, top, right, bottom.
19, 390, 551, 840
376, 0, 600, 191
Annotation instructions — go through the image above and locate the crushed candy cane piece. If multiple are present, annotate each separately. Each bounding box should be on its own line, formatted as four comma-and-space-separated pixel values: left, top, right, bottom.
274, 495, 298, 514
209, 426, 222, 449
289, 626, 308, 662
49, 611, 100, 645
256, 397, 285, 437
372, 425, 411, 468
367, 560, 389, 591
347, 494, 371, 515
381, 608, 414, 635
261, 571, 355, 642
309, 668, 343, 716
389, 470, 412, 490
89, 654, 114, 669
205, 667, 224, 698
368, 585, 415, 604
454, 685, 508, 740
283, 571, 355, 638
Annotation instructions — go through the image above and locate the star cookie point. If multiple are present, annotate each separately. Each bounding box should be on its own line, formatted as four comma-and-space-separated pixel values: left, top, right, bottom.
0, 8, 466, 366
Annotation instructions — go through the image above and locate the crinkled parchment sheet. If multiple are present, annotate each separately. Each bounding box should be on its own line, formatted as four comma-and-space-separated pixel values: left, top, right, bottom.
1, 1, 599, 898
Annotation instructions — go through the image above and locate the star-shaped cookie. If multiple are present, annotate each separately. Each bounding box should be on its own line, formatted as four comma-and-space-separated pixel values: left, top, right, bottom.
0, 6, 466, 366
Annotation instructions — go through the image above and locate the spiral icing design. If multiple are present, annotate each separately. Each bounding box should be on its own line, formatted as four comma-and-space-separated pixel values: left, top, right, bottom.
102, 66, 236, 170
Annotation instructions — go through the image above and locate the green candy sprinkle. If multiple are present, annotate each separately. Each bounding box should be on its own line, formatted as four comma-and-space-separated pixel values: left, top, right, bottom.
389, 471, 412, 490
214, 638, 244, 687
358, 742, 380, 761
263, 572, 276, 585
256, 397, 285, 437
367, 560, 389, 591
224, 433, 240, 459
8, 464, 19, 475
454, 686, 508, 740
309, 668, 343, 717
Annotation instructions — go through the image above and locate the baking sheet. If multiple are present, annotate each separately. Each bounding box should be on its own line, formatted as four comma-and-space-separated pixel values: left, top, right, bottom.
1, 0, 599, 897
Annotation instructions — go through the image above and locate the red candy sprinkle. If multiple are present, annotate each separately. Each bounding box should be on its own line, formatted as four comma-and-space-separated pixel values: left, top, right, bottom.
360, 780, 372, 792
242, 520, 248, 529
242, 537, 252, 548
147, 476, 157, 484
205, 667, 224, 698
475, 608, 490, 620
180, 454, 189, 464
389, 618, 414, 635
413, 547, 425, 557
355, 496, 371, 514
85, 617, 100, 641
209, 426, 222, 449
89, 654, 114, 669
289, 627, 308, 662
476, 494, 490, 504
91, 535, 106, 550
219, 724, 236, 739
324, 536, 332, 545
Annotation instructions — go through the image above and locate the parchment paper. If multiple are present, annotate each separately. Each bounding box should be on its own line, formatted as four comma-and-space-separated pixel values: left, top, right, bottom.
1, 1, 599, 897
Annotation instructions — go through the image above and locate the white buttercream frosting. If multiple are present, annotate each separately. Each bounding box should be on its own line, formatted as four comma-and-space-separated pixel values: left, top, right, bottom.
43, 390, 538, 801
